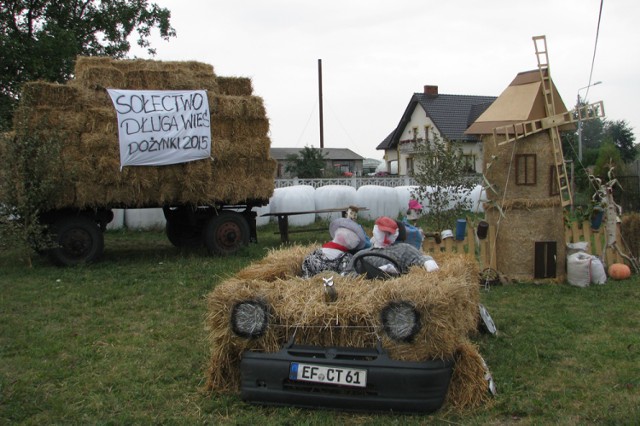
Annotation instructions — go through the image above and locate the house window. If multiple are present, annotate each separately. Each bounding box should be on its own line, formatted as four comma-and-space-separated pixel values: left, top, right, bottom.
406, 157, 414, 176
412, 127, 418, 141
549, 165, 559, 196
462, 154, 476, 173
515, 154, 536, 185
424, 125, 431, 142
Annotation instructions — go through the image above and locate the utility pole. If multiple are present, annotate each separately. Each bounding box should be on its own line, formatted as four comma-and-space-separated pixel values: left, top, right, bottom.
577, 81, 602, 162
318, 59, 324, 149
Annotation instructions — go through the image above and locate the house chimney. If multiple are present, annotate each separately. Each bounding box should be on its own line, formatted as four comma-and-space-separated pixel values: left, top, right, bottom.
424, 85, 438, 96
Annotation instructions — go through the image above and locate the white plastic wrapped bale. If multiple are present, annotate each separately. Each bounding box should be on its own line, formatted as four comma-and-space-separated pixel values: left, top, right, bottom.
124, 208, 166, 230
314, 185, 356, 220
269, 186, 316, 226
355, 185, 401, 220
106, 209, 125, 230
253, 204, 271, 227
467, 185, 486, 214
394, 186, 421, 215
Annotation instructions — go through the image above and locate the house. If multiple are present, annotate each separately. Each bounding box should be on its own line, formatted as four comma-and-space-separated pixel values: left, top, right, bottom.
376, 85, 496, 175
270, 147, 365, 178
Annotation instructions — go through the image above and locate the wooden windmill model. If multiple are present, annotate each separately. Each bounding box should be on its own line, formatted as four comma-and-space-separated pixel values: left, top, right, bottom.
466, 35, 604, 282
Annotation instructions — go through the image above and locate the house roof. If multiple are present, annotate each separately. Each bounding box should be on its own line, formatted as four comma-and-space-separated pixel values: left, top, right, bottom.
270, 147, 364, 161
377, 91, 497, 150
465, 69, 574, 135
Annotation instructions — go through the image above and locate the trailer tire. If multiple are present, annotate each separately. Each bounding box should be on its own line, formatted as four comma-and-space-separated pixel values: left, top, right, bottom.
165, 218, 203, 248
48, 215, 104, 266
203, 212, 250, 255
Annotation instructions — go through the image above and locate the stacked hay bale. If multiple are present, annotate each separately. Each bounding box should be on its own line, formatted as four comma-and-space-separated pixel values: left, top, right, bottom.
10, 56, 276, 210
205, 248, 493, 410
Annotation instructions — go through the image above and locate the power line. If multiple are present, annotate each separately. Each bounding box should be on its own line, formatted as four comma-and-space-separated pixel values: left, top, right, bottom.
585, 0, 604, 100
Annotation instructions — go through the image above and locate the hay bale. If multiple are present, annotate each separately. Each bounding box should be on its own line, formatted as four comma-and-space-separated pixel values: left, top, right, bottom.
216, 77, 253, 96
212, 136, 272, 162
13, 106, 86, 134
11, 56, 274, 210
73, 56, 117, 75
211, 117, 270, 141
206, 251, 481, 398
444, 341, 494, 410
84, 107, 118, 134
19, 82, 83, 109
74, 65, 126, 90
235, 244, 317, 280
209, 95, 266, 120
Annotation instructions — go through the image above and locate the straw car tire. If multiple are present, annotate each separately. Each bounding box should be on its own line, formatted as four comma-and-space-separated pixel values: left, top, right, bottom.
203, 211, 250, 255
48, 215, 104, 266
165, 218, 204, 248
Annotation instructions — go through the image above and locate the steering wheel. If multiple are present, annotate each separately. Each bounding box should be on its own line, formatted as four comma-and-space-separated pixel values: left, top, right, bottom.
352, 251, 402, 280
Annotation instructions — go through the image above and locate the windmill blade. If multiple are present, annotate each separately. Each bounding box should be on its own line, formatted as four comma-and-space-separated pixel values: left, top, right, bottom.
493, 100, 605, 146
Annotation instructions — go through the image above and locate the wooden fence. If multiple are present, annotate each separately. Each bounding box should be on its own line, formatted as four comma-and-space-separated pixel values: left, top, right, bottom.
421, 219, 625, 273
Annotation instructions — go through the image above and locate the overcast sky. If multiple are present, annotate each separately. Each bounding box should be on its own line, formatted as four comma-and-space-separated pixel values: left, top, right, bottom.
131, 0, 638, 161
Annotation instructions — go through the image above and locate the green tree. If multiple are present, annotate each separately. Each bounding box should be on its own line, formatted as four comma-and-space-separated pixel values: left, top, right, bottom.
0, 0, 176, 129
411, 136, 476, 232
285, 146, 327, 178
593, 142, 624, 179
604, 119, 637, 163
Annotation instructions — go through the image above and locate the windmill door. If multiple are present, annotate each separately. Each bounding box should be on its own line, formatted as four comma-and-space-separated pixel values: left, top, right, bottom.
534, 241, 557, 279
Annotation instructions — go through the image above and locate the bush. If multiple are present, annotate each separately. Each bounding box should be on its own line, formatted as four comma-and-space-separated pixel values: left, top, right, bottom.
621, 212, 640, 261
0, 129, 62, 266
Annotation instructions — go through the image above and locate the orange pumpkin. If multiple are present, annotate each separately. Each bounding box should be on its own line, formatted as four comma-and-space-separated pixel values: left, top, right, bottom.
608, 263, 631, 280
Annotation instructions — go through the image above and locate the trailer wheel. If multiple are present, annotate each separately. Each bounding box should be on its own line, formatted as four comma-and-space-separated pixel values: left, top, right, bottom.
203, 212, 250, 255
48, 216, 104, 266
165, 218, 203, 248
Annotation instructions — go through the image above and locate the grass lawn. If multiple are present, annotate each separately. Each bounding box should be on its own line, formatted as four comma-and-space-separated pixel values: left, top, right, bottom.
1, 224, 639, 424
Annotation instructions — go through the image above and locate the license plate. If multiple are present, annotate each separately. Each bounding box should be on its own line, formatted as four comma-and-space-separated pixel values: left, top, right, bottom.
289, 362, 367, 387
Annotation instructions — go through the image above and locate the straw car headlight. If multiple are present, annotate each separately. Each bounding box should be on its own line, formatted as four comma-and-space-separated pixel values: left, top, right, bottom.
381, 301, 421, 342
230, 300, 269, 338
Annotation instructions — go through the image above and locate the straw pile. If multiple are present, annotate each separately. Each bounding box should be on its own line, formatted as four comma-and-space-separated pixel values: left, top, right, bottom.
9, 56, 276, 210
205, 248, 491, 409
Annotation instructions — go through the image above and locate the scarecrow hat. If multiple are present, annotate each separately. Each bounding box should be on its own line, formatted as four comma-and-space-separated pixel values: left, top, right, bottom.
408, 199, 423, 210
375, 216, 399, 234
329, 218, 367, 250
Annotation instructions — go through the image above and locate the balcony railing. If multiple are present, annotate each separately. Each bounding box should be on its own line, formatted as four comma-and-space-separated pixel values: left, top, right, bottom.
398, 140, 417, 154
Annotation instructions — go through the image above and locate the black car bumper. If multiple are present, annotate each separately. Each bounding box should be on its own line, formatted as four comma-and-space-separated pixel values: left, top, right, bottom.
240, 343, 453, 413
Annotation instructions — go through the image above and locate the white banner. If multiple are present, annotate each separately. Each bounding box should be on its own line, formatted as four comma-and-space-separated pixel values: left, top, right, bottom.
107, 89, 211, 168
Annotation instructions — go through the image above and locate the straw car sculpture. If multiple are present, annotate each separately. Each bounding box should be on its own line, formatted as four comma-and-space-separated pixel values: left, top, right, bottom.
206, 246, 494, 413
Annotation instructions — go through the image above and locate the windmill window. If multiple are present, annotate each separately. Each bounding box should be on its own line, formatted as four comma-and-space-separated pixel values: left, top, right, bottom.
515, 154, 537, 185
462, 154, 476, 173
549, 165, 560, 196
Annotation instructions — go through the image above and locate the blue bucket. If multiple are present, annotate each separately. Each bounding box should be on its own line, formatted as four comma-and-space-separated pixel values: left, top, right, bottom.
591, 209, 604, 231
455, 219, 466, 241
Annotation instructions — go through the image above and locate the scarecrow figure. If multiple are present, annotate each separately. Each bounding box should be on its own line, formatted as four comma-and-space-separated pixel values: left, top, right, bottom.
347, 216, 439, 276
589, 166, 640, 273
406, 199, 423, 225
301, 217, 368, 278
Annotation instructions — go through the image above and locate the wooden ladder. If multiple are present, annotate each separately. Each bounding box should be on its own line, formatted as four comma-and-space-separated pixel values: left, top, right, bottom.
533, 35, 572, 207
